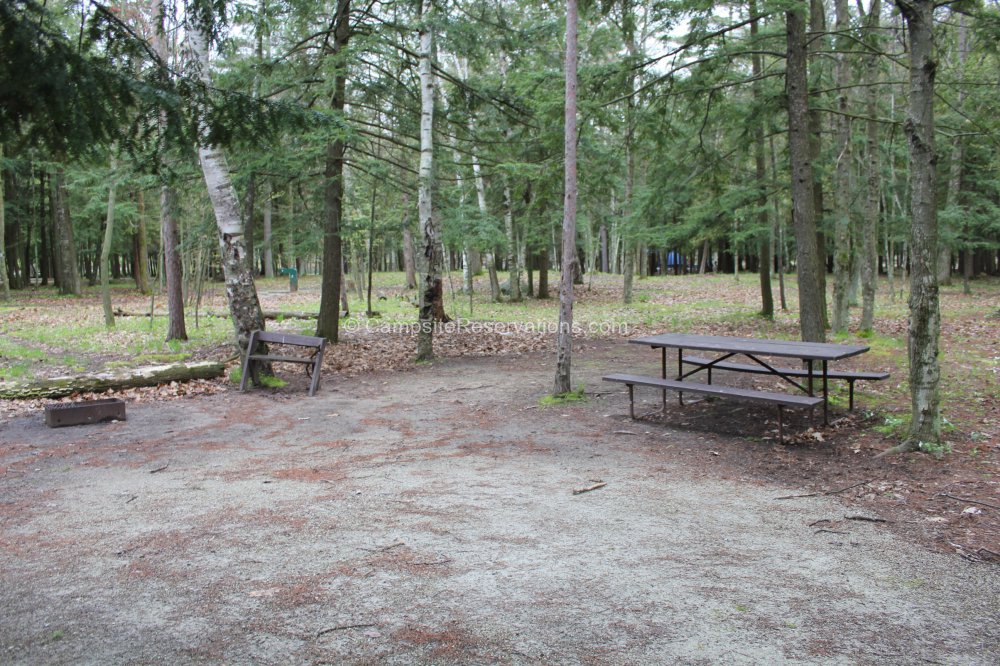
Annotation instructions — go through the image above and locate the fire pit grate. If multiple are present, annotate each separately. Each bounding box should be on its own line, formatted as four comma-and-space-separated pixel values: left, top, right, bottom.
44, 398, 127, 428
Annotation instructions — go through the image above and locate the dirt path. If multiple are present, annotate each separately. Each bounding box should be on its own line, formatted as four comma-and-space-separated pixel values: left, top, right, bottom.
1, 349, 998, 664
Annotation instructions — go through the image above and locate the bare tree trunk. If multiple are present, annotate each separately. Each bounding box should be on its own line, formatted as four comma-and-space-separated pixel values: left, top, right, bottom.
945, 12, 968, 291
751, 0, 773, 319
134, 190, 150, 294
101, 158, 117, 327
471, 146, 500, 302
151, 0, 186, 341
786, 4, 825, 341
554, 0, 578, 395
402, 214, 417, 289
416, 0, 444, 361
52, 167, 81, 296
860, 0, 882, 332
895, 0, 941, 450
187, 18, 265, 352
809, 0, 829, 330
831, 0, 852, 333
263, 179, 274, 278
0, 144, 9, 300
503, 178, 522, 301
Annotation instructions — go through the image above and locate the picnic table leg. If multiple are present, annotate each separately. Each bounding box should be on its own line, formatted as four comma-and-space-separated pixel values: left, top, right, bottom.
822, 360, 829, 424
674, 349, 683, 406
628, 384, 635, 419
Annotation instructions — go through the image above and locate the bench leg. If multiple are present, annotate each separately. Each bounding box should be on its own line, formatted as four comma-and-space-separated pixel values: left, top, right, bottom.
627, 384, 635, 419
848, 380, 855, 411
308, 346, 325, 397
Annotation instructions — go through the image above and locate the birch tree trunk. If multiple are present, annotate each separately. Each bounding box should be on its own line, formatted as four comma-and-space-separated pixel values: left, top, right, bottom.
895, 0, 941, 450
416, 0, 444, 361
831, 0, 852, 333
860, 0, 882, 332
402, 210, 417, 289
101, 157, 117, 327
786, 4, 826, 341
186, 16, 265, 351
554, 0, 578, 395
316, 0, 351, 342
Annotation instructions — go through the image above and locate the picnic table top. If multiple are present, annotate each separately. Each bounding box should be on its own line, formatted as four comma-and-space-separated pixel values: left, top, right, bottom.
629, 333, 870, 362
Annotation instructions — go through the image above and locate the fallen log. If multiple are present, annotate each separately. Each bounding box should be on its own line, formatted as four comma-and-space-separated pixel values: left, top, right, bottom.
0, 361, 226, 399
113, 308, 319, 320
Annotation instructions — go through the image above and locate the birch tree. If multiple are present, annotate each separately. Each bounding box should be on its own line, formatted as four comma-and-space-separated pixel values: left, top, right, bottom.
416, 0, 445, 361
186, 10, 266, 351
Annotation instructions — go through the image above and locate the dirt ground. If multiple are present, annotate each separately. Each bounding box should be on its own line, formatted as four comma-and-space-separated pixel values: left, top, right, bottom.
1, 343, 998, 665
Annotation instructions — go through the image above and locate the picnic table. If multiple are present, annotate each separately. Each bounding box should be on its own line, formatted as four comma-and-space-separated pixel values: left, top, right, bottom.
603, 333, 888, 443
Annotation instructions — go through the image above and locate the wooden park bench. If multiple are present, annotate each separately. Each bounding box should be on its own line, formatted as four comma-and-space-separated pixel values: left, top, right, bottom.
240, 330, 326, 397
602, 373, 823, 444
681, 355, 889, 410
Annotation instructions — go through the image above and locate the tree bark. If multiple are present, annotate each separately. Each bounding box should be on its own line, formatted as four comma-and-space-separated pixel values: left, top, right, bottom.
101, 157, 117, 327
860, 0, 882, 332
554, 0, 578, 395
263, 178, 274, 278
316, 0, 350, 343
416, 0, 444, 361
897, 0, 941, 449
809, 0, 829, 329
0, 361, 225, 400
751, 1, 773, 319
134, 190, 150, 294
187, 18, 265, 352
52, 167, 81, 296
402, 211, 417, 289
831, 0, 852, 333
503, 178, 522, 301
0, 144, 9, 300
786, 5, 825, 341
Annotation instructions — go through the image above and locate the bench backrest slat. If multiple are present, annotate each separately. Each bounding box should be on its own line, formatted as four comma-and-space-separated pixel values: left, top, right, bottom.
253, 331, 325, 347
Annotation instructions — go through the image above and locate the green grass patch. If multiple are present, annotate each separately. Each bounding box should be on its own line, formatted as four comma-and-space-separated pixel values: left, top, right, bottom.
228, 367, 287, 388
540, 385, 587, 406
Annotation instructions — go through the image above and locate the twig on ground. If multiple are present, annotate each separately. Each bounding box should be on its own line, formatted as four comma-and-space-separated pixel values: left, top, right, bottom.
149, 463, 169, 474
125, 495, 137, 504
775, 479, 872, 500
360, 540, 404, 553
814, 529, 848, 535
937, 493, 1000, 510
413, 558, 452, 566
573, 481, 607, 495
316, 623, 376, 638
433, 384, 491, 393
808, 519, 832, 527
613, 430, 639, 435
845, 515, 888, 523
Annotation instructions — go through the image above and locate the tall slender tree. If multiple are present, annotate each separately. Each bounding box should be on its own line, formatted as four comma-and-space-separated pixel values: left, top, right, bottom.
317, 0, 351, 342
554, 0, 579, 395
186, 9, 266, 351
786, 3, 825, 342
894, 0, 941, 451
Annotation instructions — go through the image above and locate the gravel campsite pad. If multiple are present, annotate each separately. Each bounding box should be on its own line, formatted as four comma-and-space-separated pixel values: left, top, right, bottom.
1, 347, 998, 664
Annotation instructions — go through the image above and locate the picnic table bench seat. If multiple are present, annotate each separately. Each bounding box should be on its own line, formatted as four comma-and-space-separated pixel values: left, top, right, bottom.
681, 355, 889, 409
602, 373, 823, 443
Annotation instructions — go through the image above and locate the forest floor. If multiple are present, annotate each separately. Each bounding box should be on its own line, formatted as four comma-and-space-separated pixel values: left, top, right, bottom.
1, 273, 998, 662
